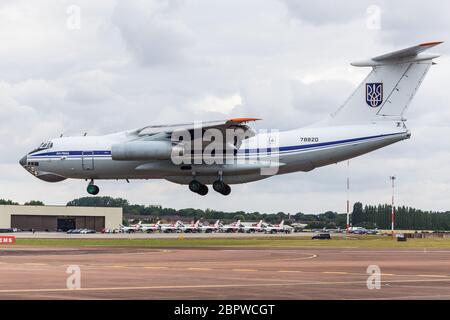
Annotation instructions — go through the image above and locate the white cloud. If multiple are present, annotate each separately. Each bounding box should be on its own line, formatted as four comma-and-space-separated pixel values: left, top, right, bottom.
191, 94, 242, 113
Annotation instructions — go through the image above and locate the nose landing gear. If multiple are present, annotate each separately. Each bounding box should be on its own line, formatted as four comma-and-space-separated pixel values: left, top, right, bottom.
87, 179, 100, 195
189, 179, 208, 196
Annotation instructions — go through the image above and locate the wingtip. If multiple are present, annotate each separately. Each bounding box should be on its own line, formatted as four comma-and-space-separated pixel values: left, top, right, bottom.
228, 117, 261, 123
419, 41, 444, 47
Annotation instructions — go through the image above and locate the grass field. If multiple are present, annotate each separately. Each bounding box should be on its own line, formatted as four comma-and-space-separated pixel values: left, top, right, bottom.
13, 236, 450, 248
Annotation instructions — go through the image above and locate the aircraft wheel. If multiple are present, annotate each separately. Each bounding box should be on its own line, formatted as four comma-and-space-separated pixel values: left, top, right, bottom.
197, 184, 208, 196
213, 180, 231, 196
87, 184, 99, 195
189, 180, 202, 193
222, 184, 231, 195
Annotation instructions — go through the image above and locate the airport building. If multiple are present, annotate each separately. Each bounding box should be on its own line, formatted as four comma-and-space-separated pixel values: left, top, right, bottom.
0, 205, 122, 232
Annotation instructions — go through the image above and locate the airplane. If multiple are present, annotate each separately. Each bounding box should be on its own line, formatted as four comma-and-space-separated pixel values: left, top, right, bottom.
179, 220, 200, 233
349, 226, 368, 234
159, 221, 182, 233
140, 220, 160, 233
264, 220, 286, 234
119, 222, 142, 233
219, 220, 241, 233
199, 220, 220, 233
290, 223, 308, 232
20, 42, 443, 196
240, 220, 263, 233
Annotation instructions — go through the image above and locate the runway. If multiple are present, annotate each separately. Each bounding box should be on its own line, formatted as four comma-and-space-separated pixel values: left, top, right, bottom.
1, 246, 450, 299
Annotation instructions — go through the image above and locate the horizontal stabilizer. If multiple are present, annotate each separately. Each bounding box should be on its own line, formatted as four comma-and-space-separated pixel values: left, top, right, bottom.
351, 41, 443, 67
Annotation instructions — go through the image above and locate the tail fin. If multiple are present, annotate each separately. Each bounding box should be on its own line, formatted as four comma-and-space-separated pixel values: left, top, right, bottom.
279, 220, 284, 227
328, 42, 442, 125
214, 220, 220, 228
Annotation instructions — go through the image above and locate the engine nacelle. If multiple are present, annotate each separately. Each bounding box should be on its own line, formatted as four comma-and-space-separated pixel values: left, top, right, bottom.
111, 141, 184, 161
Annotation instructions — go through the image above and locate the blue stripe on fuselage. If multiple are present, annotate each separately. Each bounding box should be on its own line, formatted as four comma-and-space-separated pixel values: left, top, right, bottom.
28, 132, 406, 159
238, 131, 406, 155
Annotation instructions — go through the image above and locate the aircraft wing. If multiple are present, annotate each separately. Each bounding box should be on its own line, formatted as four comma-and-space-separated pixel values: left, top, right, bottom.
134, 118, 260, 136
132, 117, 260, 151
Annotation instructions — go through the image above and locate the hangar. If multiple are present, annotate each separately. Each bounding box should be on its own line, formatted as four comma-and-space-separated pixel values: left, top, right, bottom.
0, 205, 122, 232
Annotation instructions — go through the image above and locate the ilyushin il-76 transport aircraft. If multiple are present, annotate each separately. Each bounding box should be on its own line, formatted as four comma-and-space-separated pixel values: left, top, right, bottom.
20, 42, 442, 196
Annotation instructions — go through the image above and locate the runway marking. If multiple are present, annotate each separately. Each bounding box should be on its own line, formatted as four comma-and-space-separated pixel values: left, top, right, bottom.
1, 278, 450, 295
232, 269, 257, 272
23, 263, 48, 266
278, 270, 301, 273
103, 265, 127, 268
143, 266, 168, 269
322, 271, 349, 275
168, 252, 318, 265
415, 274, 448, 278
381, 273, 396, 276
187, 268, 212, 271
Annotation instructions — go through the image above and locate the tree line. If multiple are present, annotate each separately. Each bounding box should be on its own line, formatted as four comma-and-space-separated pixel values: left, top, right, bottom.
2, 197, 450, 230
352, 202, 450, 231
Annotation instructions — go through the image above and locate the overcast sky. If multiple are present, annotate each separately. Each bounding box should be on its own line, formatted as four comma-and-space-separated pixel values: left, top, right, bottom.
1, 0, 449, 214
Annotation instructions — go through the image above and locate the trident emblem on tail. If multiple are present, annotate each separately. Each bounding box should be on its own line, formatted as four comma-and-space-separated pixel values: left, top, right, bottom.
366, 83, 383, 108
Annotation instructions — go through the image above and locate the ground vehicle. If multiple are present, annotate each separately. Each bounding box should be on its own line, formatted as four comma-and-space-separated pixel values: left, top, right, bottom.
312, 233, 331, 240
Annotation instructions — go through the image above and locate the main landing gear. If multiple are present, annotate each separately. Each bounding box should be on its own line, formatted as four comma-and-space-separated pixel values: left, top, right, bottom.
188, 179, 231, 196
213, 180, 231, 196
87, 179, 100, 195
189, 179, 208, 196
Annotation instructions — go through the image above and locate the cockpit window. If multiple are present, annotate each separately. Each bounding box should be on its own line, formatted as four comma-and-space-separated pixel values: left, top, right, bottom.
28, 141, 53, 154
39, 141, 53, 149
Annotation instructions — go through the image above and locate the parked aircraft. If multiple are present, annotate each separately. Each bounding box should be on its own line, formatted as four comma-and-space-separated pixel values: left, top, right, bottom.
240, 220, 263, 233
179, 220, 200, 233
160, 221, 182, 233
290, 223, 308, 232
199, 220, 220, 233
119, 222, 141, 233
20, 42, 442, 196
264, 220, 286, 234
220, 220, 241, 233
140, 221, 160, 233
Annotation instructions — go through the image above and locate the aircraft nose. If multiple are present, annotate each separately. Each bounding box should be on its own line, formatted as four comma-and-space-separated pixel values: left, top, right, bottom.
19, 155, 27, 166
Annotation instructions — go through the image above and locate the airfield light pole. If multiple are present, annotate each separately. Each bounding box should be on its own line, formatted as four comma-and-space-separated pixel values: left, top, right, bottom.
390, 176, 396, 237
346, 161, 350, 234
